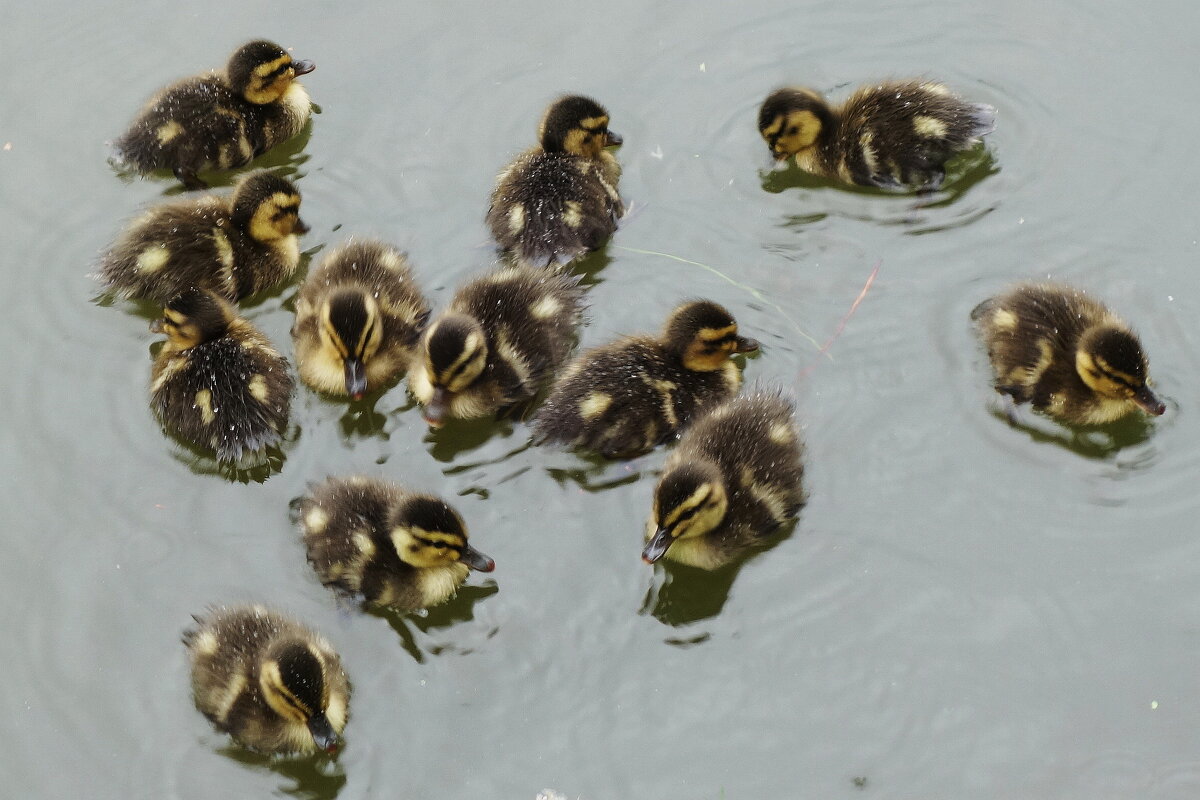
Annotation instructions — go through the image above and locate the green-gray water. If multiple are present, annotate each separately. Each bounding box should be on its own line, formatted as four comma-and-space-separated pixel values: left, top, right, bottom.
5, 1, 1200, 797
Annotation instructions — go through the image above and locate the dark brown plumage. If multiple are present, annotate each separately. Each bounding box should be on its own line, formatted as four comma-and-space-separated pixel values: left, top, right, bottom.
300, 476, 495, 611
487, 95, 623, 268
971, 283, 1165, 425
758, 80, 994, 189
532, 300, 759, 458
95, 171, 308, 304
408, 266, 585, 426
150, 288, 292, 462
183, 605, 349, 755
114, 40, 315, 189
643, 390, 806, 570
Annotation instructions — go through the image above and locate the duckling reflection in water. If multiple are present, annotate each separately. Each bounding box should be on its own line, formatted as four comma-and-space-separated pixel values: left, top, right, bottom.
114, 39, 315, 189
184, 605, 349, 755
971, 283, 1164, 426
758, 80, 994, 190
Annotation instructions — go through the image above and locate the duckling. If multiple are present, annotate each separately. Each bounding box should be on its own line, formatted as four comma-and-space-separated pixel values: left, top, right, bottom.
114, 40, 315, 189
487, 95, 624, 268
408, 266, 585, 426
150, 288, 292, 462
758, 80, 995, 189
533, 300, 759, 458
971, 282, 1165, 425
292, 239, 430, 400
300, 476, 495, 611
643, 391, 805, 570
95, 170, 308, 304
183, 605, 349, 755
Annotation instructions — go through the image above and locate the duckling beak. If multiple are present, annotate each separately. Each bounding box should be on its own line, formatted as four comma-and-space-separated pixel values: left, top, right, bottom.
424, 387, 450, 427
291, 59, 316, 76
642, 527, 674, 564
149, 317, 165, 334
306, 712, 339, 754
344, 357, 367, 400
1133, 386, 1166, 416
734, 335, 760, 354
605, 130, 623, 148
293, 216, 311, 235
460, 543, 496, 572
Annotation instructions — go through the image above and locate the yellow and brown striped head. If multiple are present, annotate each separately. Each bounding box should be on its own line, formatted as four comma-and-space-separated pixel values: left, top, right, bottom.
259, 639, 341, 753
319, 289, 381, 400
538, 95, 623, 158
643, 461, 729, 563
151, 288, 234, 350
389, 496, 495, 571
758, 87, 832, 160
1076, 324, 1164, 415
227, 40, 315, 105
416, 314, 489, 425
231, 171, 308, 242
663, 300, 759, 372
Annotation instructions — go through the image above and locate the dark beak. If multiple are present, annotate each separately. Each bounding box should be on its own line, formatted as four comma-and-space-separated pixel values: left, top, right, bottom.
293, 216, 311, 235
424, 386, 450, 428
1133, 385, 1166, 416
642, 527, 674, 565
149, 318, 165, 334
306, 712, 339, 754
460, 543, 495, 572
605, 130, 623, 148
344, 357, 367, 400
735, 335, 760, 354
291, 59, 316, 76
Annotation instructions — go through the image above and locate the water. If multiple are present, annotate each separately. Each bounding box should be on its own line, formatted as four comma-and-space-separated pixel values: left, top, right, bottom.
4, 0, 1200, 797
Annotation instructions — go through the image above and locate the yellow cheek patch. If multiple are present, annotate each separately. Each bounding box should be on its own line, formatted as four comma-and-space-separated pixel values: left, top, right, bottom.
783, 110, 822, 150
137, 246, 170, 274
194, 389, 215, 424
248, 374, 269, 402
156, 121, 183, 145
305, 507, 329, 534
562, 128, 589, 154
991, 309, 1018, 331
579, 392, 612, 420
913, 115, 948, 139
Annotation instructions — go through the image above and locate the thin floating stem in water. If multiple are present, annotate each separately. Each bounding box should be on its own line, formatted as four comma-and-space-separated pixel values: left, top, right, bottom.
799, 258, 881, 379
612, 245, 824, 356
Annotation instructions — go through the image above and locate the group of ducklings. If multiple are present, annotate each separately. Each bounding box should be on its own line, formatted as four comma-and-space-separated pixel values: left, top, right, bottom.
93, 40, 1166, 757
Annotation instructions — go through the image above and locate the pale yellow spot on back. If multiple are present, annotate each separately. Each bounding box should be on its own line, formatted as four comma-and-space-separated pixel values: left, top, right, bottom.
769, 422, 794, 445
740, 466, 791, 524
508, 204, 526, 235
194, 389, 215, 424
641, 376, 678, 428
191, 630, 219, 656
992, 309, 1018, 331
156, 120, 184, 145
580, 392, 612, 420
210, 672, 247, 724
530, 295, 561, 320
913, 115, 948, 139
305, 507, 329, 534
353, 530, 375, 558
136, 246, 170, 274
859, 129, 878, 175
379, 249, 402, 271
920, 82, 951, 96
562, 201, 583, 229
248, 374, 269, 402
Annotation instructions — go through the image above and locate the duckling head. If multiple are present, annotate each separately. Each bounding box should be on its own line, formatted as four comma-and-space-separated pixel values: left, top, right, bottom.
231, 171, 309, 243
151, 288, 233, 350
758, 87, 831, 161
418, 314, 488, 426
319, 288, 382, 400
664, 300, 759, 372
389, 496, 496, 572
1076, 325, 1165, 416
644, 461, 729, 564
259, 639, 341, 753
538, 95, 623, 158
227, 40, 315, 105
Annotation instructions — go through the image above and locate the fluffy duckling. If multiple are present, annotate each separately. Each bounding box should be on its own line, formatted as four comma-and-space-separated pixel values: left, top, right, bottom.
184, 605, 349, 755
150, 288, 292, 462
292, 239, 430, 400
758, 80, 995, 189
408, 266, 585, 426
533, 300, 759, 458
300, 476, 495, 611
643, 391, 805, 570
114, 40, 315, 189
95, 170, 308, 304
971, 283, 1165, 425
487, 95, 624, 268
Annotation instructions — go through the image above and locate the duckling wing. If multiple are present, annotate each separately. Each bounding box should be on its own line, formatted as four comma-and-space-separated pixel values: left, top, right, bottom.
115, 77, 250, 175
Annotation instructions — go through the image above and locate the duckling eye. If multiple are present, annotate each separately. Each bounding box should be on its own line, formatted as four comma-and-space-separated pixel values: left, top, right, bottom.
433, 541, 448, 549
787, 126, 799, 135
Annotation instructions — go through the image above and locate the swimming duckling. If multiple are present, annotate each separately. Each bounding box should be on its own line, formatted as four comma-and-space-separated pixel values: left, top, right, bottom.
971, 283, 1165, 425
758, 80, 995, 189
533, 300, 759, 458
184, 605, 349, 755
300, 476, 495, 611
150, 288, 292, 462
408, 266, 585, 426
643, 391, 805, 570
95, 170, 308, 304
292, 239, 430, 400
114, 40, 315, 189
487, 95, 624, 268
